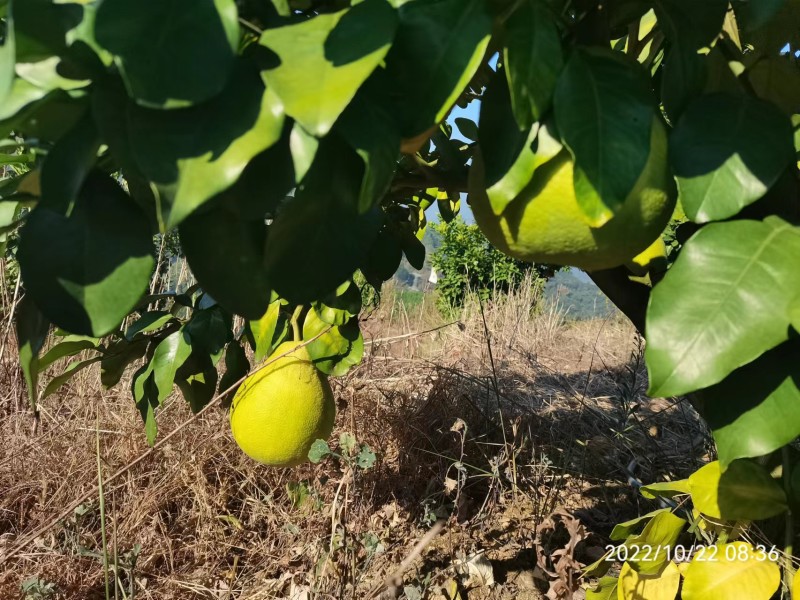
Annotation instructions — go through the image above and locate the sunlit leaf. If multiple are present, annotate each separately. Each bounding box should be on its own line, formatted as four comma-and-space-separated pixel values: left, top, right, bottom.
646, 217, 800, 396
682, 542, 780, 600
688, 460, 787, 520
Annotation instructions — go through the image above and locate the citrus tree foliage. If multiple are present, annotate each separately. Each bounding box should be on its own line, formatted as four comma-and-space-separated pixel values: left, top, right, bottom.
430, 218, 554, 311
3, 0, 800, 595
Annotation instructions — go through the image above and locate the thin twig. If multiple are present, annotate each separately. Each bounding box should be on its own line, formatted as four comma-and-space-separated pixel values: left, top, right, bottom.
366, 519, 446, 599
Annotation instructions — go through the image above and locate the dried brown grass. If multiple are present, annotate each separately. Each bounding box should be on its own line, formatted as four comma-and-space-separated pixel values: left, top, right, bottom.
0, 281, 710, 600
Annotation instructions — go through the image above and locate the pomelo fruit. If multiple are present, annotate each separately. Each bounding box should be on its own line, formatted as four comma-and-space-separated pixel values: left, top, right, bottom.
469, 118, 675, 271
230, 341, 335, 467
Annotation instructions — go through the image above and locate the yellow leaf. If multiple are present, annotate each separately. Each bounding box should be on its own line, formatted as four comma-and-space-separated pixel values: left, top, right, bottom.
682, 542, 780, 600
617, 561, 680, 600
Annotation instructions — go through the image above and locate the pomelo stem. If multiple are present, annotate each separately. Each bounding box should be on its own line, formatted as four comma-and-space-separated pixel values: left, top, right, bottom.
290, 305, 303, 341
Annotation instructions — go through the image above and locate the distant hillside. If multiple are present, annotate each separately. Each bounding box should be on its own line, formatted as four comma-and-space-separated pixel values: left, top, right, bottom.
544, 270, 616, 320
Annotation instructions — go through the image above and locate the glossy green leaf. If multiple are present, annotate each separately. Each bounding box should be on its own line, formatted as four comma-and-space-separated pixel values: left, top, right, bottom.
688, 460, 787, 520
41, 356, 101, 399
218, 340, 249, 399
503, 0, 563, 129
553, 47, 656, 226
647, 217, 800, 396
180, 203, 272, 320
101, 337, 148, 388
127, 62, 285, 228
290, 122, 319, 184
148, 329, 192, 404
682, 542, 780, 600
15, 295, 49, 411
335, 72, 400, 213
17, 172, 155, 337
95, 0, 239, 107
670, 93, 794, 223
303, 309, 364, 376
704, 340, 800, 466
125, 312, 174, 340
250, 300, 287, 363
259, 0, 397, 136
264, 136, 382, 303
385, 0, 491, 138
38, 337, 99, 372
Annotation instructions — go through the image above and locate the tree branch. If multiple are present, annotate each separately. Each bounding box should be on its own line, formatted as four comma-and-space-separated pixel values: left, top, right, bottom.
588, 266, 650, 335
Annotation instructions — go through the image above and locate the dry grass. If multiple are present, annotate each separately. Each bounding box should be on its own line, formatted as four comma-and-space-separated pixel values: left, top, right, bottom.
0, 281, 710, 600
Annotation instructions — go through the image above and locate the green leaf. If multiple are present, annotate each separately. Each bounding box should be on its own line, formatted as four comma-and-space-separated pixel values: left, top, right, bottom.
0, 1, 14, 105
39, 111, 100, 214
682, 542, 780, 600
585, 576, 617, 600
553, 47, 656, 226
335, 72, 401, 213
622, 510, 685, 574
639, 479, 691, 500
308, 438, 331, 463
609, 508, 669, 540
101, 337, 148, 388
747, 55, 800, 117
401, 229, 425, 270
476, 71, 562, 214
125, 312, 174, 340
339, 432, 357, 454
15, 294, 49, 411
356, 444, 376, 469
250, 300, 287, 363
651, 0, 727, 48
264, 135, 382, 303
738, 0, 789, 30
314, 280, 362, 326
17, 172, 154, 337
385, 0, 491, 138
38, 338, 99, 372
303, 308, 364, 376
670, 93, 794, 223
704, 340, 800, 467
131, 363, 159, 444
503, 0, 563, 129
41, 356, 101, 399
620, 562, 681, 600
455, 117, 478, 141
259, 0, 397, 136
149, 329, 193, 403
180, 203, 272, 320
646, 217, 800, 397
688, 460, 787, 520
127, 61, 285, 228
183, 306, 232, 364
95, 0, 239, 107
218, 340, 249, 399
175, 351, 218, 412
289, 122, 319, 184
13, 0, 81, 62
360, 222, 403, 286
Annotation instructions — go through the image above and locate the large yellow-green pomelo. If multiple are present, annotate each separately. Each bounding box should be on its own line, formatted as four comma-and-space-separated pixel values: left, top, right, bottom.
230, 341, 335, 467
470, 119, 676, 272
